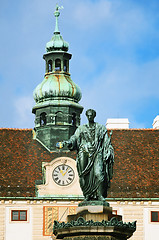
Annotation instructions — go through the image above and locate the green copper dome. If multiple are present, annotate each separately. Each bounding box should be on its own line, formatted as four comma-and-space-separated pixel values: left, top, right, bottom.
33, 73, 82, 103
46, 34, 69, 52
46, 5, 69, 52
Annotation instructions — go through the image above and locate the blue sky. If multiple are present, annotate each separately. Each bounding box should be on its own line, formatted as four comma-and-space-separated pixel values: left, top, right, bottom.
1, 0, 159, 128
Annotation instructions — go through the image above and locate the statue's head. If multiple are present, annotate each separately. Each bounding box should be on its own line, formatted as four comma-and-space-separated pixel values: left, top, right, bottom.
86, 109, 96, 122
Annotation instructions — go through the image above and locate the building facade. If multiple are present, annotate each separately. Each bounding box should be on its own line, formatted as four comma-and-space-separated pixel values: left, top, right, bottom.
0, 6, 159, 240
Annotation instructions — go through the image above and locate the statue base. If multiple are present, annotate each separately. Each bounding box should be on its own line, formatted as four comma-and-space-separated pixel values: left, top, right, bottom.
53, 201, 136, 240
68, 201, 117, 222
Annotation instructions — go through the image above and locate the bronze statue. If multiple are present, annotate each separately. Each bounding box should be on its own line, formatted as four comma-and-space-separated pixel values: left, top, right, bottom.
58, 109, 114, 201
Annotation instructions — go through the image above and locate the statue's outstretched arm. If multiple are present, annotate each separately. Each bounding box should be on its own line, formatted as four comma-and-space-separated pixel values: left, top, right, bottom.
62, 140, 73, 148
56, 129, 79, 150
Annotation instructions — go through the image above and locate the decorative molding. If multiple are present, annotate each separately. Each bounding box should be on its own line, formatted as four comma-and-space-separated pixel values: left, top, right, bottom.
64, 237, 116, 240
78, 201, 110, 207
53, 217, 136, 235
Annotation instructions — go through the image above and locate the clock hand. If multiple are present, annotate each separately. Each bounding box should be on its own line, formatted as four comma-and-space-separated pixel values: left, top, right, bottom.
60, 169, 64, 176
63, 167, 70, 176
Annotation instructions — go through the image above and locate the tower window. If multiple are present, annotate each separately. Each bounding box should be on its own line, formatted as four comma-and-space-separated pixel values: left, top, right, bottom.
64, 60, 67, 72
48, 60, 52, 72
55, 59, 61, 71
40, 112, 47, 126
72, 113, 76, 126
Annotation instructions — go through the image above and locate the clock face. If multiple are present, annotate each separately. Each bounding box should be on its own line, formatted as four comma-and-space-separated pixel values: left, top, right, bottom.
52, 164, 75, 186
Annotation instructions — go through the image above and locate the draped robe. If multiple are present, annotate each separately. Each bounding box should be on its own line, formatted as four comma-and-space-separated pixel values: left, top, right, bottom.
67, 122, 114, 200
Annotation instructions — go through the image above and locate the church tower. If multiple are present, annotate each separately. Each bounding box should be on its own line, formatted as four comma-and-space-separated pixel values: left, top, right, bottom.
32, 5, 83, 151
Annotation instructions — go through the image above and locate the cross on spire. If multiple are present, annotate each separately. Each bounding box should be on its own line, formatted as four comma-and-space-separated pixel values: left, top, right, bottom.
54, 4, 63, 34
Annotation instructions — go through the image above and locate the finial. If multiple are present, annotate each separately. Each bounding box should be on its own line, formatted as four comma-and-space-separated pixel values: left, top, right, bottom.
54, 4, 64, 34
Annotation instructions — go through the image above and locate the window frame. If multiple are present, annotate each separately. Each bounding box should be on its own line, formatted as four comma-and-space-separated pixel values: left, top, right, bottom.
63, 60, 68, 72
55, 58, 61, 71
40, 112, 47, 126
48, 60, 52, 72
11, 210, 27, 222
151, 211, 159, 223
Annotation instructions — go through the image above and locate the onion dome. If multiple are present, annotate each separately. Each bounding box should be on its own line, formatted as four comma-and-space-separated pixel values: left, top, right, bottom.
46, 34, 69, 52
33, 73, 82, 104
46, 5, 69, 52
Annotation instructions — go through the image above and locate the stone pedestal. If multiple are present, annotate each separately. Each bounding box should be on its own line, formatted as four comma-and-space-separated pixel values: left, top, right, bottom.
68, 201, 122, 223
53, 201, 136, 240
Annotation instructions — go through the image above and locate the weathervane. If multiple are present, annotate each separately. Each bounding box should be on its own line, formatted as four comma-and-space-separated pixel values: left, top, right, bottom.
54, 3, 64, 33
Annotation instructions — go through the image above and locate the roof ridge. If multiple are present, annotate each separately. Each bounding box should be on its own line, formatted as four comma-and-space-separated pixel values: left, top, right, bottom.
0, 128, 158, 131
0, 128, 32, 131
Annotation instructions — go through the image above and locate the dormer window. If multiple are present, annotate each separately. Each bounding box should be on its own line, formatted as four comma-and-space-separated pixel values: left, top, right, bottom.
48, 60, 52, 72
55, 59, 61, 71
40, 112, 47, 126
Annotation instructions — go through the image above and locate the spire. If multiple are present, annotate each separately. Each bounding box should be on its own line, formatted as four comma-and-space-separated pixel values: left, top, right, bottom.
54, 4, 63, 34
46, 4, 68, 52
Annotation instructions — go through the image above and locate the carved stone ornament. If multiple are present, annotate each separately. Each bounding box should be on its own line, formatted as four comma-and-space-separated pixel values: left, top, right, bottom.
53, 217, 136, 233
53, 216, 136, 240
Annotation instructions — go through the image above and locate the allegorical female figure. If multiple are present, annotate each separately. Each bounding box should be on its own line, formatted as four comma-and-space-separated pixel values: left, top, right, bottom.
59, 109, 114, 201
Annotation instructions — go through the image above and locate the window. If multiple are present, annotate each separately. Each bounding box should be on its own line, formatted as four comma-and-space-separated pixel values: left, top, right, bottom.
151, 211, 159, 222
72, 113, 76, 126
48, 60, 52, 72
64, 60, 67, 72
55, 59, 61, 71
11, 210, 27, 221
40, 112, 47, 126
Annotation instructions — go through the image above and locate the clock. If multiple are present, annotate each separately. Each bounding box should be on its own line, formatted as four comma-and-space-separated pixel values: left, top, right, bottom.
52, 164, 75, 186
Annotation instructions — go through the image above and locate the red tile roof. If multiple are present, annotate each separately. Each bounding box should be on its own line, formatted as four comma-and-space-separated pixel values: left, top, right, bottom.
0, 128, 159, 199
109, 129, 159, 199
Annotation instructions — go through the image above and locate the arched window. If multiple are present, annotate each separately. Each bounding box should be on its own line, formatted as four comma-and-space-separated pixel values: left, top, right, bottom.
40, 112, 47, 126
55, 111, 63, 125
55, 59, 61, 71
72, 113, 76, 126
48, 60, 52, 72
64, 60, 67, 72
